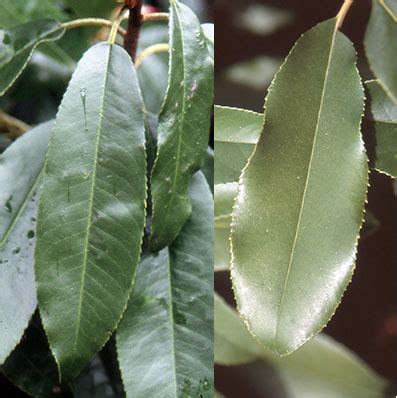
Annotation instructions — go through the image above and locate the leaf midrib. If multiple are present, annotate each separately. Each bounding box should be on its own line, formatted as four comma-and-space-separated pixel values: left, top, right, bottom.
72, 43, 112, 353
274, 24, 338, 350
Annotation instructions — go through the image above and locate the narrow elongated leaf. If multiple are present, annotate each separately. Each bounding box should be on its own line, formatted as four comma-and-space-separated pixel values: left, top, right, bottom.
201, 23, 214, 61
117, 172, 213, 398
202, 147, 214, 194
2, 312, 62, 398
0, 20, 65, 96
35, 42, 147, 381
215, 294, 388, 398
214, 183, 237, 271
214, 106, 262, 184
365, 0, 397, 98
150, 1, 213, 251
231, 19, 368, 355
0, 122, 52, 364
366, 79, 397, 177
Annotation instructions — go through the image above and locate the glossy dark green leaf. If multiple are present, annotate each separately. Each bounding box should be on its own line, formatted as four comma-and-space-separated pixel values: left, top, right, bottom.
35, 42, 147, 381
117, 172, 213, 398
0, 19, 65, 96
215, 294, 388, 398
365, 0, 397, 98
64, 0, 115, 18
214, 106, 262, 184
0, 122, 52, 364
150, 1, 213, 251
1, 312, 62, 398
231, 19, 368, 355
366, 79, 397, 177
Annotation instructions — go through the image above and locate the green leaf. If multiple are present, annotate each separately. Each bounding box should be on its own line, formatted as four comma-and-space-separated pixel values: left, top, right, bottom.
365, 0, 397, 98
150, 1, 213, 251
0, 122, 53, 365
1, 312, 62, 398
215, 294, 388, 398
35, 42, 147, 381
231, 19, 368, 355
214, 106, 262, 185
201, 23, 214, 61
64, 0, 115, 18
137, 22, 169, 115
0, 19, 65, 96
380, 0, 397, 21
366, 80, 397, 177
214, 183, 237, 272
202, 147, 214, 194
117, 172, 213, 398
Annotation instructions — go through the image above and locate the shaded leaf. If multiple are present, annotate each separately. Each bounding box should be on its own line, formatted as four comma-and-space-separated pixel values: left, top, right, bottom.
366, 80, 397, 177
117, 172, 213, 398
64, 0, 115, 18
214, 106, 261, 185
35, 42, 147, 381
381, 0, 397, 21
202, 147, 214, 194
202, 23, 214, 61
231, 19, 368, 355
1, 312, 62, 398
365, 0, 397, 98
0, 122, 52, 364
214, 183, 237, 272
215, 294, 388, 398
0, 19, 65, 96
150, 1, 213, 251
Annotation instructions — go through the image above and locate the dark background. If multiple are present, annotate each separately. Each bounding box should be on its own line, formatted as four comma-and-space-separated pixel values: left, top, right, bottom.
215, 0, 397, 397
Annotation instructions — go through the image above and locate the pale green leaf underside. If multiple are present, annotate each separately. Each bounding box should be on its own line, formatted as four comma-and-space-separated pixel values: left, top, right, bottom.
366, 80, 397, 177
365, 0, 397, 99
0, 122, 52, 364
215, 294, 387, 398
117, 172, 213, 398
214, 106, 262, 185
0, 19, 65, 96
231, 19, 368, 355
150, 2, 213, 251
35, 42, 146, 381
381, 0, 397, 21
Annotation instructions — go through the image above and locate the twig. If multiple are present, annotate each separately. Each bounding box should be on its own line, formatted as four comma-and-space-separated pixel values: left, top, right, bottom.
0, 111, 31, 139
135, 43, 169, 68
336, 0, 354, 29
62, 18, 126, 37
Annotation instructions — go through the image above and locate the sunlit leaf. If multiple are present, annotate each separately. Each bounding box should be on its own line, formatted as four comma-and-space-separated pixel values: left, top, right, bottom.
150, 1, 213, 251
35, 42, 147, 381
0, 122, 52, 364
231, 19, 368, 355
0, 20, 65, 96
117, 172, 213, 398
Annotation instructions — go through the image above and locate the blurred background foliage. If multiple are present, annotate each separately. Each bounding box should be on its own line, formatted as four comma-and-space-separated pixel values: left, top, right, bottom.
215, 0, 397, 397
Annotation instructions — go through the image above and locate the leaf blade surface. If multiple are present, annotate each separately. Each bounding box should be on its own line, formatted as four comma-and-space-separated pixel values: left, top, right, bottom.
35, 42, 147, 381
231, 19, 368, 355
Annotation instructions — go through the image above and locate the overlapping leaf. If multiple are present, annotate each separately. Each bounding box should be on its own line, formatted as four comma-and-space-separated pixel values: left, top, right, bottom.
0, 122, 52, 365
365, 0, 397, 98
366, 80, 397, 177
215, 294, 388, 398
63, 0, 115, 18
150, 1, 213, 251
35, 42, 147, 381
231, 19, 368, 355
0, 19, 65, 96
117, 172, 213, 398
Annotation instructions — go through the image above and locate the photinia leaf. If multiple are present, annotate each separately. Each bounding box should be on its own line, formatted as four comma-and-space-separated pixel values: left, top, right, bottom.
63, 0, 115, 18
201, 23, 214, 61
215, 294, 388, 398
366, 79, 397, 177
365, 0, 397, 98
214, 106, 262, 185
35, 42, 147, 381
1, 312, 62, 398
380, 0, 397, 21
231, 19, 368, 355
117, 172, 213, 398
202, 147, 214, 194
0, 122, 52, 365
0, 19, 65, 96
150, 1, 213, 251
